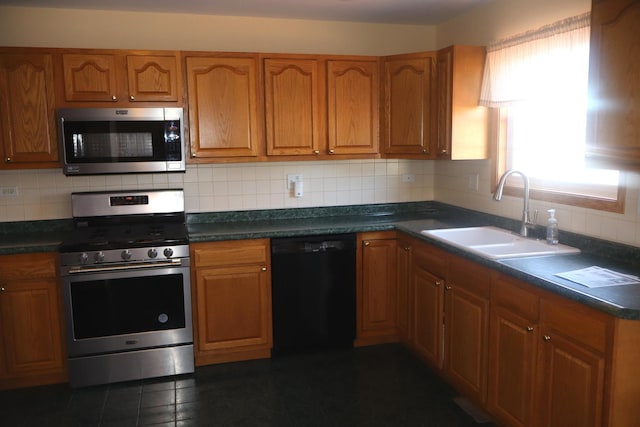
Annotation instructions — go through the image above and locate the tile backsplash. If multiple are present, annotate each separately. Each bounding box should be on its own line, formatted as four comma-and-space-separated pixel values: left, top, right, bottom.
0, 159, 434, 221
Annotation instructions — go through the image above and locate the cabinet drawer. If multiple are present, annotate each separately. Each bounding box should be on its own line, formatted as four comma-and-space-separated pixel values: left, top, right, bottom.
492, 274, 539, 322
0, 253, 57, 281
412, 241, 447, 278
191, 239, 269, 268
540, 298, 611, 354
448, 255, 491, 298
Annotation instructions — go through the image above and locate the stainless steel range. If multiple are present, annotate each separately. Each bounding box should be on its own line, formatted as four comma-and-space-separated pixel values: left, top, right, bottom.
59, 189, 194, 388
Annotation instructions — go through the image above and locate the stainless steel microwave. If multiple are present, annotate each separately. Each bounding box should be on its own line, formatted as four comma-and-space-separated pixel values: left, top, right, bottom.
57, 107, 185, 175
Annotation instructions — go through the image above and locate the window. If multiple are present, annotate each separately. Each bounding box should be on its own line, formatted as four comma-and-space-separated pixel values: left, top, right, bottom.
481, 12, 625, 213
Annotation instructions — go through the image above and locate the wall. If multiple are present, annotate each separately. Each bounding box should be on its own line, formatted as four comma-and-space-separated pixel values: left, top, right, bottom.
0, 6, 436, 55
0, 5, 436, 221
0, 161, 433, 220
434, 0, 640, 248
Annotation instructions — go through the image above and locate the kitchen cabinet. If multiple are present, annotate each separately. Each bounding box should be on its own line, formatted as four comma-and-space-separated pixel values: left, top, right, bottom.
264, 55, 379, 159
444, 255, 490, 405
327, 59, 379, 156
263, 56, 324, 157
488, 274, 539, 427
185, 55, 263, 161
0, 52, 59, 168
0, 252, 66, 390
190, 239, 272, 366
435, 45, 489, 160
536, 297, 608, 427
410, 240, 446, 370
59, 51, 182, 105
585, 0, 640, 170
355, 232, 398, 346
382, 53, 436, 157
395, 237, 413, 343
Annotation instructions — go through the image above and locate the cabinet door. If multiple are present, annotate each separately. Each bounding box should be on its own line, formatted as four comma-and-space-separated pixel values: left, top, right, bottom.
383, 55, 435, 156
62, 53, 119, 102
445, 257, 490, 403
435, 45, 488, 160
357, 236, 397, 344
536, 331, 605, 427
194, 264, 272, 354
586, 0, 640, 169
488, 307, 537, 427
186, 56, 261, 159
327, 59, 379, 155
264, 58, 323, 156
395, 240, 412, 343
0, 53, 58, 167
126, 54, 181, 102
411, 259, 444, 369
488, 275, 540, 427
0, 253, 64, 387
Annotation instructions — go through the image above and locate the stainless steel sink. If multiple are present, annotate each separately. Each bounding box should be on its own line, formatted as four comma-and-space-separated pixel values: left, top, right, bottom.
420, 226, 580, 260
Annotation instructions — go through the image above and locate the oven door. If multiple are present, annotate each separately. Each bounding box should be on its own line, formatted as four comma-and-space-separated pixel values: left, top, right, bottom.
61, 262, 192, 358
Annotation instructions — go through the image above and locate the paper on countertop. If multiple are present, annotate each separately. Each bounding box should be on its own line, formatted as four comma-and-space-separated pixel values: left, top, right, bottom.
555, 266, 640, 288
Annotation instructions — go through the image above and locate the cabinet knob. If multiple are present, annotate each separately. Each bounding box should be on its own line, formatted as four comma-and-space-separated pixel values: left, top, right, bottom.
329, 149, 335, 154
313, 150, 320, 155
0, 287, 5, 292
526, 326, 534, 332
404, 246, 411, 252
192, 152, 197, 158
543, 335, 551, 341
111, 95, 117, 101
422, 149, 428, 154
261, 266, 267, 272
130, 95, 135, 101
5, 157, 10, 163
445, 285, 452, 290
440, 149, 448, 155
364, 241, 370, 246
435, 280, 442, 287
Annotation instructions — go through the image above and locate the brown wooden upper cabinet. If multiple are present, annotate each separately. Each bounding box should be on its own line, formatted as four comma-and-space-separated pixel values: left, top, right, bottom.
585, 0, 640, 170
264, 57, 324, 157
0, 52, 59, 169
435, 45, 489, 160
59, 51, 182, 105
263, 55, 379, 159
326, 59, 379, 156
186, 55, 262, 161
382, 53, 436, 158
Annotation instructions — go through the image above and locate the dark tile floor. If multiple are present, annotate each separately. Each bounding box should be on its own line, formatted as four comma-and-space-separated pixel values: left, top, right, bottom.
0, 344, 496, 426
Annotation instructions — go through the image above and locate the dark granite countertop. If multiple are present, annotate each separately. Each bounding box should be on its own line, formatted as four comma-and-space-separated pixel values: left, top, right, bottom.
2, 202, 639, 319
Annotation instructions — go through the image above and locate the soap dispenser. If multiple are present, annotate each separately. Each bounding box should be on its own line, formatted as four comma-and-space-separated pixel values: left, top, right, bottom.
546, 209, 558, 245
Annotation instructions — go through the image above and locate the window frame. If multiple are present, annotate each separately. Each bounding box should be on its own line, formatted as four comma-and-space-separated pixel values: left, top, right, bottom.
492, 108, 626, 213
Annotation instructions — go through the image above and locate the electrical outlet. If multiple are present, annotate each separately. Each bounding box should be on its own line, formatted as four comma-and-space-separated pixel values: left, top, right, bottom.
467, 174, 479, 192
0, 186, 18, 198
401, 174, 415, 183
286, 174, 302, 190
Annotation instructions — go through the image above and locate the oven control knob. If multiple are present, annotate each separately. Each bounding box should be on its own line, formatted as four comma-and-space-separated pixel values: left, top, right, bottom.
94, 251, 105, 263
79, 253, 89, 264
121, 250, 132, 261
148, 248, 158, 259
163, 248, 174, 258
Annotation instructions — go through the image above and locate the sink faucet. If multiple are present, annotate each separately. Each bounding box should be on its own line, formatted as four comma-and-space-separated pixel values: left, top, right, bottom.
493, 170, 533, 237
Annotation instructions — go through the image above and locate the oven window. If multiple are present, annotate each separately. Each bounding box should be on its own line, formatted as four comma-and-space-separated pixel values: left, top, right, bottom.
70, 274, 186, 339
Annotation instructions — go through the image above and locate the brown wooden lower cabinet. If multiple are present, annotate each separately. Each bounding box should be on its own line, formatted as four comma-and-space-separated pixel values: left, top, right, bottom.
399, 236, 640, 427
355, 232, 399, 346
444, 255, 490, 405
0, 252, 66, 390
190, 239, 272, 366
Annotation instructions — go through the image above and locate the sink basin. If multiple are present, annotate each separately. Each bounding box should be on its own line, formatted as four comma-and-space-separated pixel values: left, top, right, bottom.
420, 226, 580, 260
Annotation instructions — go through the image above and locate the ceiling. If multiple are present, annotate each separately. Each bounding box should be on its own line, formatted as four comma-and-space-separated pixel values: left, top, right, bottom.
0, 0, 492, 25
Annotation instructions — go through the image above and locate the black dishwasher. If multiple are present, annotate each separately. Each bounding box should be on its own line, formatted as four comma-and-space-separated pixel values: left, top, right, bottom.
271, 233, 356, 356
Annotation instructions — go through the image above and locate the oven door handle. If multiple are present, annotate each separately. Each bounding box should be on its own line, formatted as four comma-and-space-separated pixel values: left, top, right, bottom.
67, 259, 183, 274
